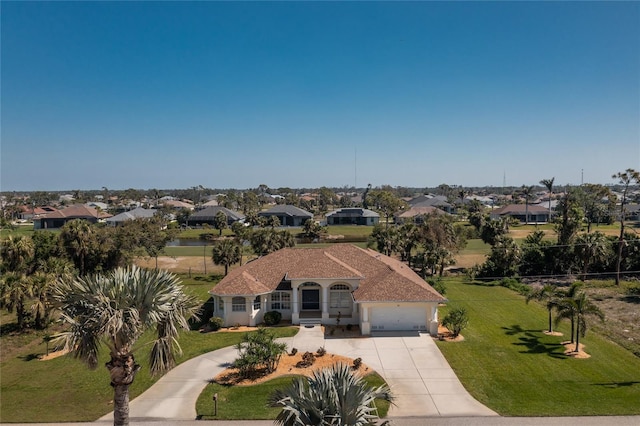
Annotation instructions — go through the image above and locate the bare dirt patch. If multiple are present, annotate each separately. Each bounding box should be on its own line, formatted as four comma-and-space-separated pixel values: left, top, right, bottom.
214, 351, 370, 386
135, 256, 225, 274
562, 341, 591, 359
39, 348, 69, 361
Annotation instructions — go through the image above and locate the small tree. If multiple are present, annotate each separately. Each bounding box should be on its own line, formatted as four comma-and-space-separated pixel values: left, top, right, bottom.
211, 239, 242, 276
441, 307, 469, 338
233, 328, 287, 378
213, 211, 228, 236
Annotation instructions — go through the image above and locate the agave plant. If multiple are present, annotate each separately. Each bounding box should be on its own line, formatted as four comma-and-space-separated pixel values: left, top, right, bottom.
269, 362, 393, 426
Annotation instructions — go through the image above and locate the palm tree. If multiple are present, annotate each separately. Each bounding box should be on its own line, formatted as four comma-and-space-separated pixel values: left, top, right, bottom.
574, 231, 609, 280
539, 177, 555, 222
526, 284, 560, 334
269, 362, 393, 426
568, 292, 605, 353
0, 272, 33, 330
59, 219, 95, 275
211, 239, 242, 275
29, 272, 56, 329
0, 235, 35, 273
554, 282, 584, 344
52, 266, 199, 426
520, 185, 535, 224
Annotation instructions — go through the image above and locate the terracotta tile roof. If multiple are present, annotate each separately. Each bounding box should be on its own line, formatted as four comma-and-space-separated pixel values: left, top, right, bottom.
211, 244, 445, 303
40, 204, 108, 219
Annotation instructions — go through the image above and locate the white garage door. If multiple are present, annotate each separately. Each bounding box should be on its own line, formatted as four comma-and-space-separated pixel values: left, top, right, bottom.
370, 306, 427, 331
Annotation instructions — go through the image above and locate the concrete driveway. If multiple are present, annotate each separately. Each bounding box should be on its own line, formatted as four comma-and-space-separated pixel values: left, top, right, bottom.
99, 326, 496, 422
321, 330, 497, 418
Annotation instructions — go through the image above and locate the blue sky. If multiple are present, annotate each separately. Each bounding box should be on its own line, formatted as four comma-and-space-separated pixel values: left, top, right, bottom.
1, 1, 638, 191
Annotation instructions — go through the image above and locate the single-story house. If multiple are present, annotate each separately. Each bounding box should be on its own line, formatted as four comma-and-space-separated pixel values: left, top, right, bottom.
258, 205, 313, 227
163, 200, 195, 210
18, 206, 57, 221
489, 204, 550, 223
187, 206, 245, 226
408, 195, 455, 214
326, 208, 379, 226
105, 207, 157, 226
395, 206, 449, 224
34, 204, 111, 229
209, 244, 446, 336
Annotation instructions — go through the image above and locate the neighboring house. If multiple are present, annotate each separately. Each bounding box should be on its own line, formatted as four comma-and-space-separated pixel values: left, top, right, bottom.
34, 204, 111, 229
163, 200, 195, 210
258, 205, 313, 227
408, 195, 454, 214
187, 206, 245, 226
105, 207, 158, 226
18, 206, 57, 221
395, 206, 449, 224
326, 208, 379, 226
85, 201, 109, 211
209, 244, 446, 335
489, 204, 550, 223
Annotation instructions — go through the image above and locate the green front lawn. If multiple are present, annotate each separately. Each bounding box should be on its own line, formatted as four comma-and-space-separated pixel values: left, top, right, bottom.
0, 326, 298, 423
196, 373, 391, 420
437, 279, 640, 416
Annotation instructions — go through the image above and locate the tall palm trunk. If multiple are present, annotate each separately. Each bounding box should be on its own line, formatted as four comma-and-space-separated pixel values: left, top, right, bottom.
107, 353, 141, 426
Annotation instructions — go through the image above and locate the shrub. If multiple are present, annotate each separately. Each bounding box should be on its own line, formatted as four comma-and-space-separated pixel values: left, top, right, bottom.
441, 307, 469, 338
290, 347, 298, 356
297, 351, 315, 368
352, 357, 362, 370
316, 347, 326, 357
233, 328, 287, 378
346, 323, 353, 331
209, 316, 224, 331
626, 284, 640, 296
263, 310, 282, 326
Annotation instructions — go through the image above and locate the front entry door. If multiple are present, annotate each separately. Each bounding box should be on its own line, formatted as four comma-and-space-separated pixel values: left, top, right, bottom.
301, 289, 320, 310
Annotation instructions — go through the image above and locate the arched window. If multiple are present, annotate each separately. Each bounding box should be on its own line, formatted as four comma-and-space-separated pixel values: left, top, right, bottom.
232, 296, 246, 312
330, 284, 351, 309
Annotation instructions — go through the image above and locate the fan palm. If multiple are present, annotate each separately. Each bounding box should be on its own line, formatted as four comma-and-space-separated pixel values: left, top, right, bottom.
52, 266, 199, 426
211, 239, 242, 275
269, 362, 393, 426
0, 272, 33, 330
0, 235, 35, 273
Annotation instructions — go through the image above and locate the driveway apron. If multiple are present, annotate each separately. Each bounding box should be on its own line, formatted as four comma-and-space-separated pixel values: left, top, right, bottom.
323, 331, 497, 418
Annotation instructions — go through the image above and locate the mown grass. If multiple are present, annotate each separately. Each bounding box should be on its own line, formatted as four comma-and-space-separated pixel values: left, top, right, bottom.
196, 372, 390, 420
0, 322, 297, 423
436, 279, 640, 416
0, 224, 36, 239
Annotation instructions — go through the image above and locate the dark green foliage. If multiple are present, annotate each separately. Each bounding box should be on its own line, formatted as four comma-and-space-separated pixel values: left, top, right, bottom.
263, 310, 282, 326
233, 328, 287, 378
209, 316, 224, 331
475, 236, 520, 279
352, 357, 362, 369
441, 306, 469, 338
428, 277, 447, 295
